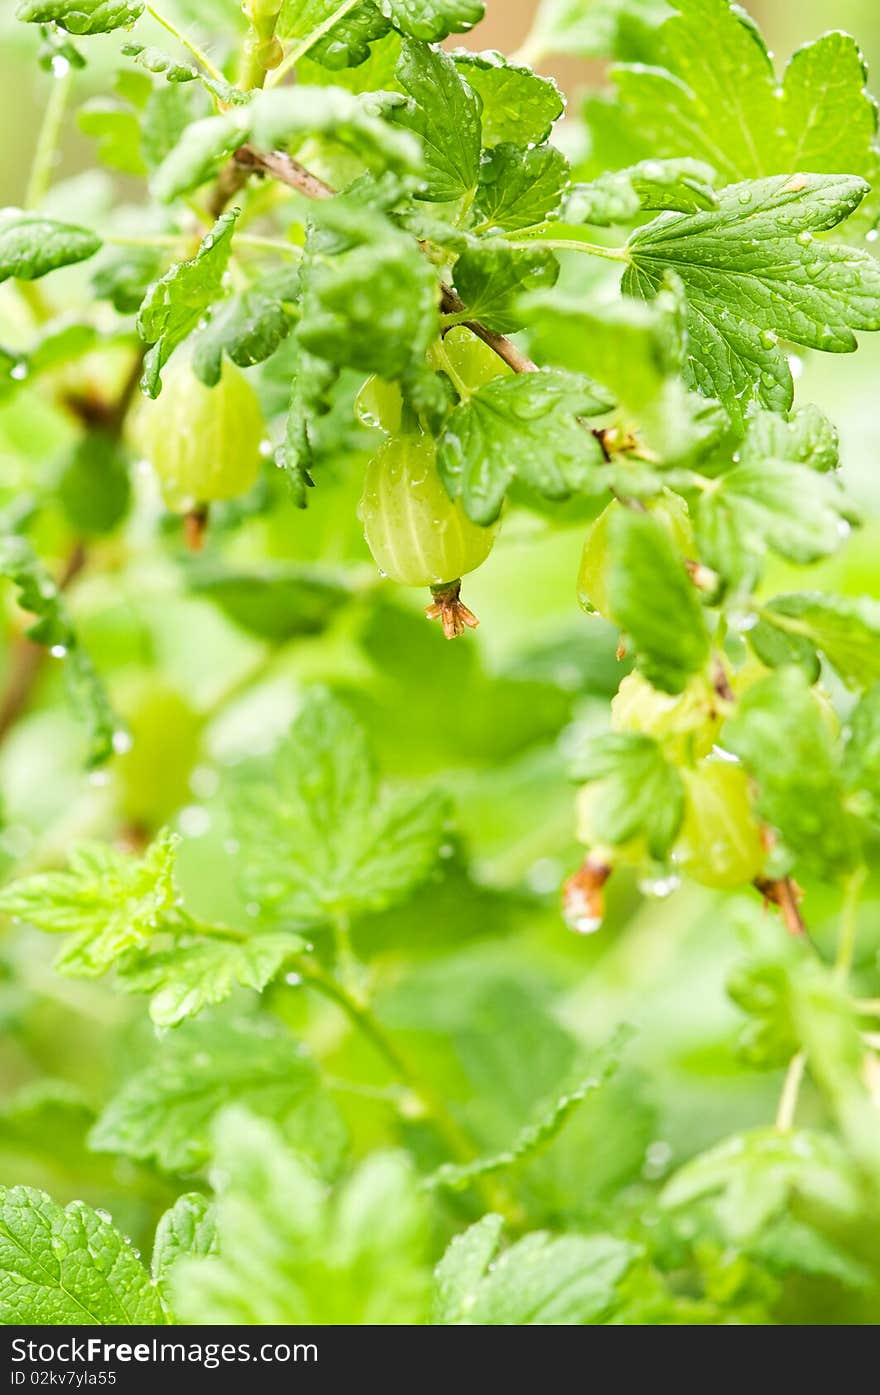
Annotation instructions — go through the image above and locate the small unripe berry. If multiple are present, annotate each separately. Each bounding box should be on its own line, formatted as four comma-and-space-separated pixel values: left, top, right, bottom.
134, 357, 264, 513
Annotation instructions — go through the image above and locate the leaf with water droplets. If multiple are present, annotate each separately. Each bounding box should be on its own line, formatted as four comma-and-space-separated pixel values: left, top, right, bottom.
755, 593, 880, 690
625, 173, 880, 423
231, 688, 448, 924
723, 667, 861, 877
137, 212, 238, 398
0, 209, 101, 284
437, 369, 611, 525
566, 157, 718, 226
609, 2, 879, 183
473, 142, 570, 233
0, 830, 179, 977
191, 266, 301, 387
432, 1219, 634, 1324
152, 1193, 217, 1306
572, 730, 686, 859
451, 50, 564, 146
0, 1185, 165, 1324
119, 931, 305, 1027
453, 241, 559, 334
15, 0, 143, 35
89, 1018, 345, 1175
390, 38, 481, 202
697, 458, 854, 594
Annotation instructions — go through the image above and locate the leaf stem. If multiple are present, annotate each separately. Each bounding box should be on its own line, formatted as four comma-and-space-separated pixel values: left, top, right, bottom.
292, 955, 524, 1224
510, 237, 630, 263
834, 864, 867, 983
144, 3, 225, 84
267, 0, 362, 88
25, 67, 72, 211
775, 1051, 806, 1131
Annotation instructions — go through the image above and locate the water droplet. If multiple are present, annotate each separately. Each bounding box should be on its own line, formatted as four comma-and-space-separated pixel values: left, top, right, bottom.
189, 765, 219, 799
10, 362, 28, 381
112, 729, 133, 755
637, 873, 680, 899
178, 805, 211, 837
49, 644, 67, 658
643, 1140, 673, 1179
51, 55, 70, 79
258, 438, 273, 457
866, 228, 879, 244
284, 972, 302, 986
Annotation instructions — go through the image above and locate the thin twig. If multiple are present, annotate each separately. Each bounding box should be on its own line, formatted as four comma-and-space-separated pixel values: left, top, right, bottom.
291, 955, 524, 1225
233, 145, 543, 376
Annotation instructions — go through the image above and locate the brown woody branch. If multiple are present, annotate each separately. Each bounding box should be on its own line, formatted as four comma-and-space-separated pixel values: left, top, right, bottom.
233, 144, 540, 375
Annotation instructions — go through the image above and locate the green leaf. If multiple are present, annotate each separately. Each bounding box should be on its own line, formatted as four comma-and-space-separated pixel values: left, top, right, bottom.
0, 831, 179, 978
77, 99, 147, 176
119, 931, 304, 1028
391, 38, 481, 202
232, 688, 447, 924
624, 174, 880, 423
191, 266, 300, 387
453, 242, 559, 334
0, 534, 117, 765
276, 0, 390, 67
473, 142, 569, 233
121, 41, 245, 106
92, 243, 164, 313
151, 113, 249, 203
173, 1109, 429, 1323
152, 1193, 217, 1303
612, 3, 879, 183
723, 667, 859, 877
437, 369, 610, 526
565, 157, 717, 226
0, 1185, 165, 1324
90, 1018, 343, 1174
697, 462, 851, 591
528, 0, 668, 59
756, 594, 880, 689
57, 431, 131, 537
843, 686, 880, 823
740, 402, 839, 473
571, 731, 685, 858
140, 82, 199, 172
0, 209, 101, 284
432, 1221, 634, 1324
451, 51, 564, 146
136, 212, 237, 398
605, 508, 709, 693
381, 0, 483, 42
188, 564, 350, 640
298, 216, 439, 379
662, 1128, 862, 1242
427, 1027, 630, 1192
249, 86, 420, 174
15, 0, 143, 35
521, 285, 728, 471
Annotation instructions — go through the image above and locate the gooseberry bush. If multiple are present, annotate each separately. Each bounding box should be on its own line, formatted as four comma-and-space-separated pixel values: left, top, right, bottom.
2, 0, 880, 1326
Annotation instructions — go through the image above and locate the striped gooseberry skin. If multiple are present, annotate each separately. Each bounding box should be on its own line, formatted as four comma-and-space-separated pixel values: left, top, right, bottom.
135, 357, 264, 511
359, 432, 496, 588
